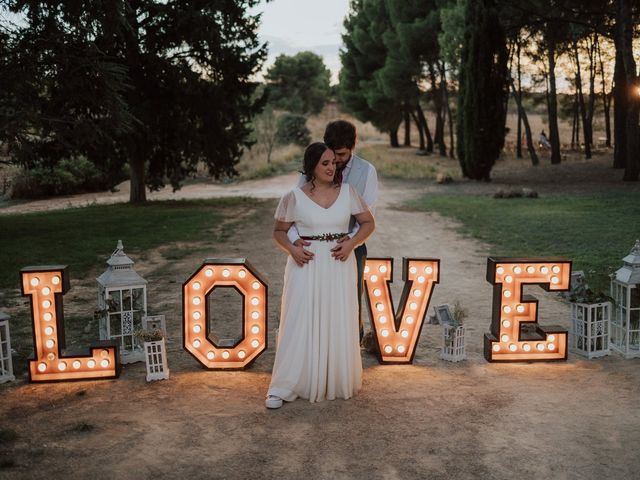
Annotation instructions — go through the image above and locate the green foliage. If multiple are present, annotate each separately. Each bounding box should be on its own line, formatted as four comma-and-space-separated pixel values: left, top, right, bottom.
408, 192, 640, 292
11, 156, 125, 198
266, 51, 331, 114
438, 0, 466, 77
275, 114, 311, 146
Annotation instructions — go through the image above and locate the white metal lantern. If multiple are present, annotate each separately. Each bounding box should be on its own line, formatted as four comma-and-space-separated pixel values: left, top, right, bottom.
144, 338, 169, 382
0, 312, 15, 383
570, 301, 611, 358
610, 240, 640, 358
97, 240, 147, 363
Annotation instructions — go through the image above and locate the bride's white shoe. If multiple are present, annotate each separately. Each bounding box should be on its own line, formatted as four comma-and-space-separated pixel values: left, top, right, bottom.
265, 395, 283, 409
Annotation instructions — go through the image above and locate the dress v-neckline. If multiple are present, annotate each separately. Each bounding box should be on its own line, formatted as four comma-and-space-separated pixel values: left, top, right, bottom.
297, 184, 343, 210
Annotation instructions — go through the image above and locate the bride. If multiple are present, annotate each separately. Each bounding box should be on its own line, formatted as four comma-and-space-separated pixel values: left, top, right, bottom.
266, 142, 375, 408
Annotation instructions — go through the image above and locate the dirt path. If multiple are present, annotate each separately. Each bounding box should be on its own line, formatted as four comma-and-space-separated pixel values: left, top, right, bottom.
1, 174, 638, 480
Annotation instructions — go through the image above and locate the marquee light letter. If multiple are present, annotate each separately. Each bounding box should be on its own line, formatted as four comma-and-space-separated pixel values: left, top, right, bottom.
183, 259, 267, 370
21, 266, 119, 382
364, 258, 440, 364
484, 257, 572, 362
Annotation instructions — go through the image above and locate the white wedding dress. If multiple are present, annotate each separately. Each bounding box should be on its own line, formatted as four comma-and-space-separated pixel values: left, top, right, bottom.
268, 184, 367, 403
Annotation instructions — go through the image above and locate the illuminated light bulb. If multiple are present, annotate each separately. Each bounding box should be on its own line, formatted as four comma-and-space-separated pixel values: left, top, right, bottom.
364, 266, 370, 273
527, 266, 535, 274
238, 350, 246, 359
496, 266, 505, 274
193, 325, 202, 334
536, 343, 545, 352
193, 282, 201, 290
42, 287, 51, 295
42, 300, 51, 308
501, 334, 509, 342
502, 320, 511, 328
379, 265, 387, 273
251, 297, 260, 306
523, 343, 531, 352
509, 344, 517, 352
384, 345, 393, 354
72, 360, 81, 369
193, 297, 201, 305
45, 339, 55, 349
100, 349, 110, 358
401, 330, 409, 338
58, 361, 67, 371
30, 277, 40, 287
551, 276, 559, 284
409, 266, 417, 274
52, 275, 60, 285
239, 269, 247, 279
552, 265, 560, 274
409, 302, 418, 310
373, 289, 382, 297
379, 316, 387, 324
381, 329, 390, 338
252, 281, 260, 290
100, 359, 110, 368
37, 362, 47, 372
222, 351, 230, 359
370, 275, 379, 283
548, 343, 555, 350
405, 316, 414, 324
251, 325, 260, 334
504, 275, 513, 283
417, 276, 425, 284
504, 290, 512, 298
47, 353, 55, 361
193, 311, 201, 320
44, 326, 54, 335
540, 266, 549, 274
413, 289, 422, 297
192, 339, 201, 348
513, 266, 522, 274
87, 359, 96, 368
397, 345, 406, 354
424, 266, 433, 274
503, 306, 512, 314
548, 335, 556, 342
43, 313, 52, 321
516, 305, 525, 313
207, 351, 215, 360
376, 303, 384, 312
251, 311, 259, 320
251, 339, 260, 348
222, 269, 230, 277
492, 344, 501, 352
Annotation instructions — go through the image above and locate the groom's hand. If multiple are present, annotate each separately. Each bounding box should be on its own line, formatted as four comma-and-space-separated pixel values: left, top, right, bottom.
290, 239, 314, 266
331, 237, 354, 262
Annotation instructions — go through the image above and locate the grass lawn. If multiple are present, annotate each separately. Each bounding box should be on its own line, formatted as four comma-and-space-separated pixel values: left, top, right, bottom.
0, 197, 255, 291
408, 192, 640, 292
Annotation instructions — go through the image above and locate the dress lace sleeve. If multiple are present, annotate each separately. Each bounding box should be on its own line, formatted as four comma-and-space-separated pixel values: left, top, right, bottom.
349, 185, 370, 215
274, 190, 297, 222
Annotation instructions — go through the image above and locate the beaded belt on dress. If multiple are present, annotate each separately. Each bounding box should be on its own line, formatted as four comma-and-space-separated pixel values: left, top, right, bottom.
299, 233, 349, 242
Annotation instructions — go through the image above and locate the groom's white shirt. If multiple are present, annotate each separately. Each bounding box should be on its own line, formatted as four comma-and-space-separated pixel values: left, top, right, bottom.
287, 153, 378, 243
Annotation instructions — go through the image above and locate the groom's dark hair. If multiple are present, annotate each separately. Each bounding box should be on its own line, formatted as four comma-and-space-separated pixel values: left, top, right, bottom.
324, 120, 356, 150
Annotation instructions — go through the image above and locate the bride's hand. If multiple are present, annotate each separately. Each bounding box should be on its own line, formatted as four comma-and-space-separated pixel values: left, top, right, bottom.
289, 242, 314, 266
331, 236, 354, 262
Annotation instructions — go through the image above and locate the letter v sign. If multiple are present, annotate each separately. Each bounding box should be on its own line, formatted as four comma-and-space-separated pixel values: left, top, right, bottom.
363, 258, 440, 364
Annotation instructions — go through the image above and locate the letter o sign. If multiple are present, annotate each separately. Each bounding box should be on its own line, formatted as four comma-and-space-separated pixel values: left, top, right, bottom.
183, 259, 268, 369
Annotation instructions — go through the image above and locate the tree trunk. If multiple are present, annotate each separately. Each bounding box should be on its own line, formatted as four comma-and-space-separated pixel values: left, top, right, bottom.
573, 40, 592, 158
619, 0, 640, 181
597, 39, 612, 148
403, 107, 411, 147
516, 40, 523, 159
437, 62, 448, 156
586, 35, 597, 149
509, 76, 539, 165
547, 39, 562, 164
411, 109, 426, 151
417, 104, 433, 152
389, 128, 400, 148
613, 6, 628, 169
129, 153, 146, 203
429, 63, 446, 155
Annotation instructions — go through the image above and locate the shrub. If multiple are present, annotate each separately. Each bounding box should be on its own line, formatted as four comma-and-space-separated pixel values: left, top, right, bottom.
275, 114, 311, 146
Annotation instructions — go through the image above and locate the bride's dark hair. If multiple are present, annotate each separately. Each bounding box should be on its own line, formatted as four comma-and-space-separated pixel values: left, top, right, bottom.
301, 142, 330, 190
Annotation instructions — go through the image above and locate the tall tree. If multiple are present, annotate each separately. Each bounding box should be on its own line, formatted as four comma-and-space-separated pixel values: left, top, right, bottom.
456, 0, 509, 180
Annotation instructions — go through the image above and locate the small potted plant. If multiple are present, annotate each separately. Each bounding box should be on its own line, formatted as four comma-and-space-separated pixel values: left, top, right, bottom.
440, 301, 467, 362
136, 328, 170, 381
569, 282, 612, 359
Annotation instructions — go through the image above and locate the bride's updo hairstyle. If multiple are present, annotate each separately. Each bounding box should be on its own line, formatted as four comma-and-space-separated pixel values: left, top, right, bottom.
302, 142, 330, 184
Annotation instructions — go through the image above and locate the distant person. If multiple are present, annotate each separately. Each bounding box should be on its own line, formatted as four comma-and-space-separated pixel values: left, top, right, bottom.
539, 130, 551, 149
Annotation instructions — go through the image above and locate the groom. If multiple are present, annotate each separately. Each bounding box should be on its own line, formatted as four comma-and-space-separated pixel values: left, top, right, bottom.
289, 120, 378, 341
